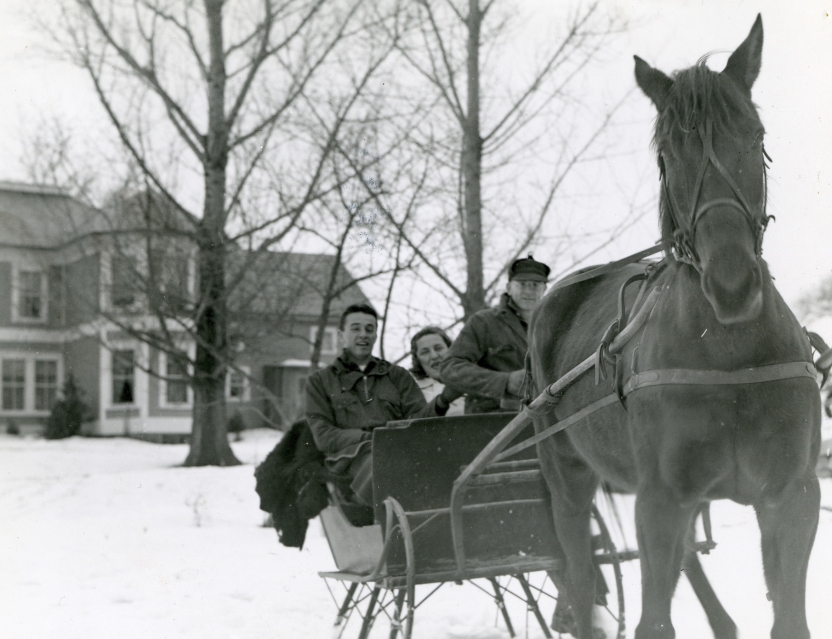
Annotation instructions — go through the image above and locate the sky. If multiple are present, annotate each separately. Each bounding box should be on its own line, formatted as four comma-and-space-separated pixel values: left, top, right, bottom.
0, 0, 829, 317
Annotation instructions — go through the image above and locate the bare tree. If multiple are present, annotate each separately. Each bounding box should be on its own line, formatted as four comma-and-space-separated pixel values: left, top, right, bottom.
45, 0, 400, 465
373, 0, 631, 319
798, 275, 832, 324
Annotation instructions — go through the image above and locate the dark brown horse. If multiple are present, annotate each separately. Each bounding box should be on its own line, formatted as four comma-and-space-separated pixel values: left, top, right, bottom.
529, 16, 820, 639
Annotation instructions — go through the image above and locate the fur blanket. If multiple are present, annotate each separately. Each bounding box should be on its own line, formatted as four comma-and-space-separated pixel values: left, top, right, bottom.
254, 419, 340, 549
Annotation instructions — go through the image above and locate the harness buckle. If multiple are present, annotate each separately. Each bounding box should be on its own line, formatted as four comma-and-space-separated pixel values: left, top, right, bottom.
595, 319, 620, 386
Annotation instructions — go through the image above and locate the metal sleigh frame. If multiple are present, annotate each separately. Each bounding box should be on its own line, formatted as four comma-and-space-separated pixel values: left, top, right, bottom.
318, 487, 646, 639
316, 284, 661, 639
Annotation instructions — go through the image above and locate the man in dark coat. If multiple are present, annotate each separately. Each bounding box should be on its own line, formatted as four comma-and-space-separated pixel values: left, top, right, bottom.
439, 254, 550, 414
440, 255, 610, 634
306, 303, 454, 506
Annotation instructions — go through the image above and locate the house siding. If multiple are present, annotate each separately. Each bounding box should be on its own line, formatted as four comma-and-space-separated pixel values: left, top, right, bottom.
48, 265, 64, 326
65, 254, 100, 326
0, 262, 11, 325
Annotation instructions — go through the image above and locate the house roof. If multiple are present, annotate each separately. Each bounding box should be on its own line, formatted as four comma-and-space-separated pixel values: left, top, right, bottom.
230, 251, 370, 320
102, 188, 198, 234
0, 183, 200, 250
0, 181, 109, 248
0, 181, 370, 321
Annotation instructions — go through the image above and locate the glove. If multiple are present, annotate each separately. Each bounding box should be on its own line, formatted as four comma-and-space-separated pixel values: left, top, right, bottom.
434, 386, 463, 415
506, 369, 525, 397
439, 385, 463, 404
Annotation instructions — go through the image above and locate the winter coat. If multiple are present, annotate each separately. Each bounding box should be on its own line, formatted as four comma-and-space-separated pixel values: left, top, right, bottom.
305, 353, 438, 467
438, 293, 528, 414
254, 419, 343, 549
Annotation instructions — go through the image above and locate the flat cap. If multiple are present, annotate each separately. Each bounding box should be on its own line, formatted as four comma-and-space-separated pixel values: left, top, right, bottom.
509, 254, 550, 282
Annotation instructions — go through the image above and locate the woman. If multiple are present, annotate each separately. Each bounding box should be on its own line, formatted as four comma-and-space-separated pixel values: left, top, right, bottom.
410, 326, 465, 416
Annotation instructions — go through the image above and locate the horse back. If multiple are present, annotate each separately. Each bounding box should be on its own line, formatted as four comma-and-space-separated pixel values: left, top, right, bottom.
530, 261, 652, 392
529, 263, 653, 490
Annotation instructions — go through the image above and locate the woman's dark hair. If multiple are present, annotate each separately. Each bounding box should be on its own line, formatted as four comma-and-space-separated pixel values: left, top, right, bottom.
410, 326, 452, 379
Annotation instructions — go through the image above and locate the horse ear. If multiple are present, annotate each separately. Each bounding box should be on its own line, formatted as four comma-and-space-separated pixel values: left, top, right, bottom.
634, 55, 673, 111
723, 14, 763, 92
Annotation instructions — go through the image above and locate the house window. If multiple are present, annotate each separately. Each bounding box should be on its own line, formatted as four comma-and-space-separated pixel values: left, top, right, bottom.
111, 256, 138, 308
227, 367, 249, 401
112, 350, 135, 404
2, 360, 25, 410
165, 352, 189, 405
35, 360, 59, 411
18, 271, 45, 320
310, 326, 338, 355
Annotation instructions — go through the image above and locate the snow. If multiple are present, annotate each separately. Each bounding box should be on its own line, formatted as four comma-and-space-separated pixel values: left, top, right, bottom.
2, 430, 832, 639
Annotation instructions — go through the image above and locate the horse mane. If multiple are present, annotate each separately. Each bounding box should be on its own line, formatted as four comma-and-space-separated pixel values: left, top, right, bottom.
652, 62, 765, 256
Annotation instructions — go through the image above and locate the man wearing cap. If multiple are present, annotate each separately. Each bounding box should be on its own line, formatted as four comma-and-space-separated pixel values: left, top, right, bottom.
438, 254, 550, 414
439, 256, 610, 635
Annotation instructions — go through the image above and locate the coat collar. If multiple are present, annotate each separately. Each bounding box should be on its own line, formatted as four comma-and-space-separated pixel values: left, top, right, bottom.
496, 292, 528, 339
330, 351, 390, 387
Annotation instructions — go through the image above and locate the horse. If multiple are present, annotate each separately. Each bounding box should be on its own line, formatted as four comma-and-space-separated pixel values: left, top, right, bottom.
529, 16, 820, 639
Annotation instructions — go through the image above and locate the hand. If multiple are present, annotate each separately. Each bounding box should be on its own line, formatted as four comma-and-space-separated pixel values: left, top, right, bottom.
506, 369, 525, 397
439, 385, 463, 405
434, 386, 456, 415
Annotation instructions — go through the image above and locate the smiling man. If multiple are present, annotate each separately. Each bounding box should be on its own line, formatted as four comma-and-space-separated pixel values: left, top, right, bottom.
305, 303, 447, 506
438, 254, 550, 414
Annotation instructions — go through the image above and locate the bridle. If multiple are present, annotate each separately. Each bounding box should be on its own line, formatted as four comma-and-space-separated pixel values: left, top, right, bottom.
660, 118, 773, 267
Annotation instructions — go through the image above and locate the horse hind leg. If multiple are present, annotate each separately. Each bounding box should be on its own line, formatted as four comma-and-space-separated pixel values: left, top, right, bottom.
538, 440, 599, 639
682, 547, 736, 639
755, 474, 819, 639
552, 503, 597, 639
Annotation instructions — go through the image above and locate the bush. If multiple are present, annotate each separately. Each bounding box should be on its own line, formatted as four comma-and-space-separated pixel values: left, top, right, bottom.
228, 412, 245, 441
6, 420, 20, 435
44, 375, 94, 440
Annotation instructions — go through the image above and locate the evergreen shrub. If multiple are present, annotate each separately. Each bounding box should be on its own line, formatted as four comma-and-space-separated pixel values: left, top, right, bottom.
44, 375, 94, 440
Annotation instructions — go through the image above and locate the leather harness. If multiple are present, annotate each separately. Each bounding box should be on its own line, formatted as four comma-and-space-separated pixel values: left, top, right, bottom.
500, 116, 828, 456
660, 118, 772, 266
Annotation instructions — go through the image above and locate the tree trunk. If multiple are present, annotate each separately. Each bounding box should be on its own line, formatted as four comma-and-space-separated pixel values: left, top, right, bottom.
185, 0, 240, 466
461, 0, 485, 319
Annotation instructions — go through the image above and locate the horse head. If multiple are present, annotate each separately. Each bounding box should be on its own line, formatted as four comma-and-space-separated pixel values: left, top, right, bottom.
635, 15, 770, 325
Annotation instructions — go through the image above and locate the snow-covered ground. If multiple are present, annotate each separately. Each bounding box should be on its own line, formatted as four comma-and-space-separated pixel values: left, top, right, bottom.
2, 429, 832, 639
